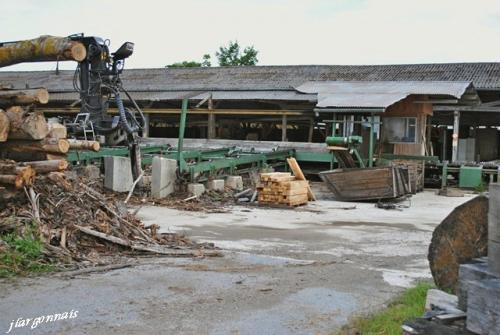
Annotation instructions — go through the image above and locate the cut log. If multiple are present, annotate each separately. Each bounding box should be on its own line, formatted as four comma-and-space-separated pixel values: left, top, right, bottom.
0, 152, 66, 162
0, 35, 87, 68
0, 164, 35, 186
0, 138, 70, 154
0, 174, 23, 188
0, 88, 49, 106
47, 122, 67, 140
0, 109, 9, 142
21, 160, 68, 173
428, 196, 489, 293
5, 107, 49, 140
286, 157, 316, 201
67, 139, 100, 151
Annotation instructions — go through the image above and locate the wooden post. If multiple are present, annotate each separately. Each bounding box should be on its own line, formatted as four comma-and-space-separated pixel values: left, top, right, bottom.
452, 111, 460, 163
442, 126, 447, 161
368, 113, 375, 167
308, 118, 314, 143
207, 95, 215, 139
142, 113, 150, 138
281, 114, 287, 142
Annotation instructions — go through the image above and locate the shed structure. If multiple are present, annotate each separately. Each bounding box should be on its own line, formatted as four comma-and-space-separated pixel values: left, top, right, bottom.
1, 63, 500, 164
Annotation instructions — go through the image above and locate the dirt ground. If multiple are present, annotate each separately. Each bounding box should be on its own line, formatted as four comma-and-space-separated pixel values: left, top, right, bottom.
0, 188, 474, 335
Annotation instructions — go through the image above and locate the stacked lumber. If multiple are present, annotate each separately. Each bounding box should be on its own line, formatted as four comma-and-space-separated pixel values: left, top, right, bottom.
257, 172, 309, 206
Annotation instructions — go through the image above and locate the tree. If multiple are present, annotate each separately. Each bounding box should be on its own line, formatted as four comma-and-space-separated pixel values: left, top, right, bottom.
166, 54, 212, 68
215, 41, 258, 66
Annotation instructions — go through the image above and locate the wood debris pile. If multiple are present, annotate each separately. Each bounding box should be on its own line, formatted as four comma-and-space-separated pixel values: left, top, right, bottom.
0, 174, 220, 267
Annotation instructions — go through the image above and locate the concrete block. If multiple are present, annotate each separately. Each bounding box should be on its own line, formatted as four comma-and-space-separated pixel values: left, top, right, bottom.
104, 156, 133, 192
207, 179, 225, 191
188, 183, 205, 197
151, 156, 177, 199
226, 176, 243, 191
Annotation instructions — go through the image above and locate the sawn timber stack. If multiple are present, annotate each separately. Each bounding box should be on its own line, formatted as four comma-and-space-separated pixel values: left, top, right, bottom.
257, 172, 309, 206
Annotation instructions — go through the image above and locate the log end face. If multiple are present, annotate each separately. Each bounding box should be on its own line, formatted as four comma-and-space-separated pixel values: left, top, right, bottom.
70, 43, 87, 62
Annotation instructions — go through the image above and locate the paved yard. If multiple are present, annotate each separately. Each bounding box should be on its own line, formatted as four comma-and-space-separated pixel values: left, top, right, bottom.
0, 190, 473, 335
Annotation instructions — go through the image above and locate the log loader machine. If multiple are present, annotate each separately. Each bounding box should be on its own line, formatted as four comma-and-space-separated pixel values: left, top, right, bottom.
0, 34, 145, 180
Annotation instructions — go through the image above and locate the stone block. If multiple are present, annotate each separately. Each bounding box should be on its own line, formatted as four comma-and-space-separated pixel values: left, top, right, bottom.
467, 278, 500, 334
207, 179, 225, 191
458, 260, 497, 311
152, 157, 177, 199
226, 176, 243, 191
188, 183, 205, 197
104, 156, 133, 192
489, 183, 500, 274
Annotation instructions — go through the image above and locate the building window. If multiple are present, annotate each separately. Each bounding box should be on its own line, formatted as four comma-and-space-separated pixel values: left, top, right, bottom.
383, 117, 417, 143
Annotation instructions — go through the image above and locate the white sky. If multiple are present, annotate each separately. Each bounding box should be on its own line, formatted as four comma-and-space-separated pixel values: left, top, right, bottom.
2, 0, 500, 71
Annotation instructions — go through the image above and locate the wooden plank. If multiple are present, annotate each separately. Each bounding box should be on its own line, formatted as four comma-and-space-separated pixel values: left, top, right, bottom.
286, 157, 316, 201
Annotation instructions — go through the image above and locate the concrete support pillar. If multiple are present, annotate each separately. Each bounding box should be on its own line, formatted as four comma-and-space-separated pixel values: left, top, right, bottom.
281, 114, 287, 142
452, 110, 460, 163
104, 156, 133, 192
151, 156, 177, 199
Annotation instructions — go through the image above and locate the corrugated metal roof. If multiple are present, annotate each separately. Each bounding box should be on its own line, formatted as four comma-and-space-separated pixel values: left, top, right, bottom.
48, 90, 317, 102
296, 81, 473, 98
316, 93, 409, 108
1, 63, 500, 92
295, 80, 477, 109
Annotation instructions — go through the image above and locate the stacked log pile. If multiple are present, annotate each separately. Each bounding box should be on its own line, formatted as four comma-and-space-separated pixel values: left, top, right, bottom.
0, 87, 100, 191
257, 172, 309, 206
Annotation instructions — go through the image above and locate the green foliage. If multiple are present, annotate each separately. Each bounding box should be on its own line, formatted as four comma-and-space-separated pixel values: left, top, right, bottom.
167, 54, 212, 68
0, 225, 52, 278
474, 181, 487, 193
215, 40, 258, 66
338, 282, 434, 335
201, 54, 211, 67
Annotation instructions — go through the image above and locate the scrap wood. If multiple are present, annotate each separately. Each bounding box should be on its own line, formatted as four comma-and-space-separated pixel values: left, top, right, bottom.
0, 173, 221, 268
75, 225, 221, 257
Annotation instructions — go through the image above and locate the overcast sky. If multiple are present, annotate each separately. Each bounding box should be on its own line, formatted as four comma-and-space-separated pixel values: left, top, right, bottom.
2, 0, 500, 71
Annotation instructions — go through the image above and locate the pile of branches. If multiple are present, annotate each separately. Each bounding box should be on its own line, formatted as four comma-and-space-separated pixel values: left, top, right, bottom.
0, 174, 220, 267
